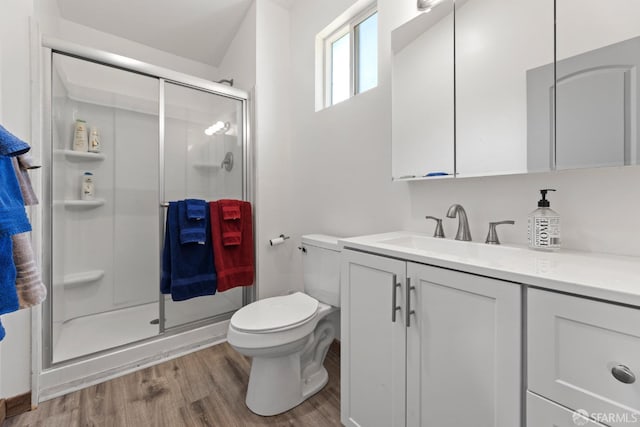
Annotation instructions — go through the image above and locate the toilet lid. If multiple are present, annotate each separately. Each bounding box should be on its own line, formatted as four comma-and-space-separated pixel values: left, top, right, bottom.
231, 292, 319, 333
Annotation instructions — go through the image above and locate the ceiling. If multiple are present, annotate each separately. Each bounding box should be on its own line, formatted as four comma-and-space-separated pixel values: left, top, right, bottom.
56, 0, 253, 67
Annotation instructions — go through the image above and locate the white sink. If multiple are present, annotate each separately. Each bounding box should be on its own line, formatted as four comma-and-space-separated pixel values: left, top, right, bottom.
377, 233, 524, 258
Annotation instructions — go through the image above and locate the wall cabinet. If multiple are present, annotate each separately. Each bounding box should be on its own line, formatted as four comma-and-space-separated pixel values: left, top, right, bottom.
341, 249, 521, 427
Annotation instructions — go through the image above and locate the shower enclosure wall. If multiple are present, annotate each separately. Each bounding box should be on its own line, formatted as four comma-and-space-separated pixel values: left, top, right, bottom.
42, 41, 253, 372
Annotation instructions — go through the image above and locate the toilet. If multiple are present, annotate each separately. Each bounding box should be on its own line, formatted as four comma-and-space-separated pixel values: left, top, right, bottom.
227, 234, 341, 416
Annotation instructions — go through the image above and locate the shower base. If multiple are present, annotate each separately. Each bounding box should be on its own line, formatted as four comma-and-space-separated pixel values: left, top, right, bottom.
53, 302, 159, 363
52, 290, 243, 363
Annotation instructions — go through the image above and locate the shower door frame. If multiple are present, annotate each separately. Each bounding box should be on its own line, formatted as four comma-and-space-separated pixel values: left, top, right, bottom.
39, 38, 256, 374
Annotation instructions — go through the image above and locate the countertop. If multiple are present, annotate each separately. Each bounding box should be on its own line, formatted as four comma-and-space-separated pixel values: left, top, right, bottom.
339, 231, 640, 307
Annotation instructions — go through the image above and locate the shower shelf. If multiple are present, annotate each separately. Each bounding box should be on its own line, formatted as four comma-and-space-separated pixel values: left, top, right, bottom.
59, 199, 105, 208
193, 163, 221, 170
63, 270, 105, 288
55, 149, 106, 161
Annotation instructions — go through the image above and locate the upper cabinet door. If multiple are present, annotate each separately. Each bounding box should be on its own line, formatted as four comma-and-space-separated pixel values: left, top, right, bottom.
391, 0, 455, 180
555, 0, 640, 171
455, 0, 554, 177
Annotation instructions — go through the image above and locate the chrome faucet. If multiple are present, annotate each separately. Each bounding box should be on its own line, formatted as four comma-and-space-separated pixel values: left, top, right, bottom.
446, 204, 472, 241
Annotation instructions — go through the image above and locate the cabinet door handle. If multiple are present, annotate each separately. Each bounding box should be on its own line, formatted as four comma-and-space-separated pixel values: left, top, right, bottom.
612, 364, 636, 384
391, 274, 401, 323
406, 277, 416, 327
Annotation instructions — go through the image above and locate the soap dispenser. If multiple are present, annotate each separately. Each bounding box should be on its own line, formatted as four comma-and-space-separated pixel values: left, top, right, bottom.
528, 189, 560, 251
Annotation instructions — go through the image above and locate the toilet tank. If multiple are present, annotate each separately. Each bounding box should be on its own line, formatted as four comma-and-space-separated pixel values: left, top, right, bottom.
301, 234, 341, 307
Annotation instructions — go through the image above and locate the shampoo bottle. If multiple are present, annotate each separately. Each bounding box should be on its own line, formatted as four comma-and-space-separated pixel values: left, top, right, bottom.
73, 119, 88, 152
81, 172, 95, 201
528, 189, 560, 251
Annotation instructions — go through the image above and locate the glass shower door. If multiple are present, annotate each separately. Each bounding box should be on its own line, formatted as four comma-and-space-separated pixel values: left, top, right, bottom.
50, 53, 160, 363
162, 82, 245, 329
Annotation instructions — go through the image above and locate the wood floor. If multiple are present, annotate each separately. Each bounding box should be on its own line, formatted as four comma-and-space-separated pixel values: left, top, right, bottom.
5, 342, 341, 427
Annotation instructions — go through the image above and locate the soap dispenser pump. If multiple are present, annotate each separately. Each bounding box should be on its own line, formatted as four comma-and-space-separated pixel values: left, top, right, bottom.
528, 189, 561, 251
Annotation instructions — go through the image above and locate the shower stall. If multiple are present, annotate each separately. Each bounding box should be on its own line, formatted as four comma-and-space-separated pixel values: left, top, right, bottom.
39, 39, 253, 387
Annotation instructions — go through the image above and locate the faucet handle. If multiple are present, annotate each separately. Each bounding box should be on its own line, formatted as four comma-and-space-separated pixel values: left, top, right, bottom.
485, 220, 515, 245
425, 216, 445, 238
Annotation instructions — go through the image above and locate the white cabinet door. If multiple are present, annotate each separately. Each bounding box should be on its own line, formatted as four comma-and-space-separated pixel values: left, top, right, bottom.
527, 392, 608, 427
406, 263, 522, 427
341, 250, 407, 427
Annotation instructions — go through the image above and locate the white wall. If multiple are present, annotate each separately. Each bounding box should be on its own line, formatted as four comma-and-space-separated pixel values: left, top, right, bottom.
218, 1, 257, 92
253, 0, 298, 299
38, 11, 220, 81
0, 0, 36, 399
287, 0, 410, 295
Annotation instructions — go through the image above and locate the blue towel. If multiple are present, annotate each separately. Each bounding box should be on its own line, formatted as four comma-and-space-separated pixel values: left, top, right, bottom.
0, 157, 31, 237
179, 200, 207, 244
161, 201, 217, 301
0, 234, 19, 318
0, 318, 5, 341
186, 199, 206, 220
0, 124, 30, 157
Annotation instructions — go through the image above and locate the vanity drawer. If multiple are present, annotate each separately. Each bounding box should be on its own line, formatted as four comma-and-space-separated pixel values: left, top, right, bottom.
527, 392, 607, 427
528, 289, 640, 427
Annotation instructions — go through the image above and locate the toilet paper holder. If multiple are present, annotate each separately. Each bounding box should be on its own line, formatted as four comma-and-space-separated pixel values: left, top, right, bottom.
269, 234, 290, 246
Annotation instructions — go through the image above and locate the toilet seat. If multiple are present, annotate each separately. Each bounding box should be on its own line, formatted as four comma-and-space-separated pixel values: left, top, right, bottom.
230, 292, 319, 334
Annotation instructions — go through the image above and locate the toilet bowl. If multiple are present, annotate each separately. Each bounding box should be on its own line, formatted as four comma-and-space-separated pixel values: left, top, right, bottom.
227, 234, 342, 416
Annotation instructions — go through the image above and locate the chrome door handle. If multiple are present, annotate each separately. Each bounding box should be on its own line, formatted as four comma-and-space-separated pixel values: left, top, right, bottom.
406, 277, 415, 327
391, 275, 401, 322
612, 364, 636, 384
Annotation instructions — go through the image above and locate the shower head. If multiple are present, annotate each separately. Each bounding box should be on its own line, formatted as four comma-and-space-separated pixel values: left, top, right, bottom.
417, 0, 445, 12
216, 78, 234, 87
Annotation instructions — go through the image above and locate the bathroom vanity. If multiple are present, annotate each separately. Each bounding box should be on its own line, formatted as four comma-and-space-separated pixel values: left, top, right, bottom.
339, 231, 640, 427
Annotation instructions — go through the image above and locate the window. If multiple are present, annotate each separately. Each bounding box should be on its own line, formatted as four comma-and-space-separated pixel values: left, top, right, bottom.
321, 5, 378, 108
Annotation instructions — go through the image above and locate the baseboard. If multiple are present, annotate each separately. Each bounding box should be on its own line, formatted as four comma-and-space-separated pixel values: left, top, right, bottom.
0, 398, 6, 425
5, 392, 32, 418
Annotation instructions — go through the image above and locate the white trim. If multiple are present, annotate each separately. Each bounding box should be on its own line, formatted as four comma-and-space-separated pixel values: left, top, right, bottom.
29, 17, 44, 408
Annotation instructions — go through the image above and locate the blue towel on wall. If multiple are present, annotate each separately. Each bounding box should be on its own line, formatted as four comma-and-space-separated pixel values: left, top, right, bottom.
0, 234, 19, 320
0, 157, 31, 237
185, 199, 206, 220
0, 318, 5, 341
161, 201, 217, 301
0, 124, 30, 157
179, 199, 207, 244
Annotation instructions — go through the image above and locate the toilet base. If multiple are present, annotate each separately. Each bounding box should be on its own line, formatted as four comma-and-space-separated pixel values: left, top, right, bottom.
244, 318, 335, 416
245, 355, 329, 416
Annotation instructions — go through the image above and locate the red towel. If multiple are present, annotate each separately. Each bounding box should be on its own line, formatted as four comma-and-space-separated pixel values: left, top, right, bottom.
218, 200, 242, 246
210, 200, 254, 292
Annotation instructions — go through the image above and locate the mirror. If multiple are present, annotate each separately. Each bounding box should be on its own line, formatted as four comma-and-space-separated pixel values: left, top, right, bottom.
391, 0, 640, 180
456, 0, 553, 177
554, 0, 640, 170
391, 0, 454, 180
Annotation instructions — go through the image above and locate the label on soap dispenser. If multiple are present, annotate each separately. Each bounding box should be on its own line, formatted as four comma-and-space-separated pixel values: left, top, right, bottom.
528, 216, 560, 249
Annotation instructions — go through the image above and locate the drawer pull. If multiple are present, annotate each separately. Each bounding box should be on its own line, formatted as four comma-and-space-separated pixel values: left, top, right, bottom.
611, 365, 636, 384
